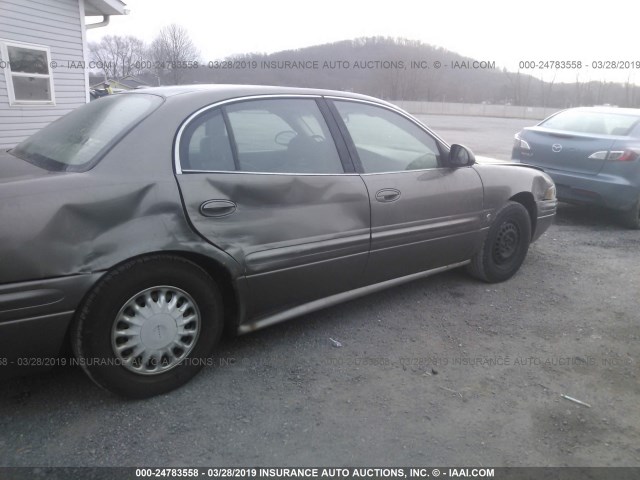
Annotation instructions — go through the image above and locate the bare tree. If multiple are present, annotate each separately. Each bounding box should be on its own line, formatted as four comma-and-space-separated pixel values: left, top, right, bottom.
503, 69, 523, 105
624, 72, 636, 107
149, 24, 199, 85
595, 80, 606, 105
89, 35, 146, 80
573, 72, 583, 107
540, 72, 556, 108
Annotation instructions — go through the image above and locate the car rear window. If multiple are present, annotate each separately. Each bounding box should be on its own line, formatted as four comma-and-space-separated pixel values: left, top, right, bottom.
11, 93, 163, 172
540, 110, 639, 136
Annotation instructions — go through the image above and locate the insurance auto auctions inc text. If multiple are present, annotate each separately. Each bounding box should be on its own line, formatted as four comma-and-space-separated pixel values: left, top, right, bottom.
252, 467, 494, 477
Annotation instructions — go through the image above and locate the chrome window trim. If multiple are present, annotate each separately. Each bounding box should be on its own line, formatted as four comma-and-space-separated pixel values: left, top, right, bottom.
181, 169, 359, 176
175, 94, 325, 175
175, 93, 452, 175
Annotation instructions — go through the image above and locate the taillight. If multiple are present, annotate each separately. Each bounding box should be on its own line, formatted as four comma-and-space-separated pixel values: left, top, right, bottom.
588, 150, 638, 161
606, 150, 638, 162
513, 132, 531, 152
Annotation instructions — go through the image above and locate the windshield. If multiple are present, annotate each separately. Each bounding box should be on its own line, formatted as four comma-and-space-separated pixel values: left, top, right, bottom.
11, 93, 163, 172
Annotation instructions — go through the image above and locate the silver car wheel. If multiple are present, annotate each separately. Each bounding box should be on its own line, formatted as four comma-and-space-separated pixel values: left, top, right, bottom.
111, 286, 201, 375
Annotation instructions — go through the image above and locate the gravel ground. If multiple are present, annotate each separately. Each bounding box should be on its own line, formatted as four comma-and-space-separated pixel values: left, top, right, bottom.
1, 115, 638, 468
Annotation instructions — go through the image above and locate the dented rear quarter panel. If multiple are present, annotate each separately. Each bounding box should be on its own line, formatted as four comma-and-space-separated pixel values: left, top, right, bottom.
0, 92, 243, 287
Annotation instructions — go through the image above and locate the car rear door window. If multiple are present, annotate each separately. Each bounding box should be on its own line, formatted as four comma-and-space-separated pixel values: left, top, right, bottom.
225, 99, 344, 174
333, 101, 441, 173
180, 109, 235, 171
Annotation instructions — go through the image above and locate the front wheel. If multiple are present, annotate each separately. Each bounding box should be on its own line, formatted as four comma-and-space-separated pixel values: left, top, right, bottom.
467, 201, 532, 283
71, 256, 223, 398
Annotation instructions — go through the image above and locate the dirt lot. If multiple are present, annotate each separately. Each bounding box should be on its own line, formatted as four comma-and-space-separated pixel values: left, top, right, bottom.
1, 115, 639, 468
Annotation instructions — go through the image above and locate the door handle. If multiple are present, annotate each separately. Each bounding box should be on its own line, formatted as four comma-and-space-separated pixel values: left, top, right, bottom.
375, 188, 401, 203
199, 200, 237, 217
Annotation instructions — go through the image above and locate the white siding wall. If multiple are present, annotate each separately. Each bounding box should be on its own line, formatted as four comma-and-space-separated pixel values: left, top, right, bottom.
0, 0, 86, 149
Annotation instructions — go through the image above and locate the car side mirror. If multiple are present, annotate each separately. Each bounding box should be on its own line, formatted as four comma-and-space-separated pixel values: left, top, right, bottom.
448, 144, 476, 167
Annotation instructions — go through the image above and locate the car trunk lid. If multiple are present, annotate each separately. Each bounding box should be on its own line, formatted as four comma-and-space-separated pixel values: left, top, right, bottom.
522, 126, 618, 175
0, 149, 56, 185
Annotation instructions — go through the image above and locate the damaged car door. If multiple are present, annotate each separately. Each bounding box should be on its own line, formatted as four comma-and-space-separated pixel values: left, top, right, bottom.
330, 99, 485, 284
175, 97, 371, 319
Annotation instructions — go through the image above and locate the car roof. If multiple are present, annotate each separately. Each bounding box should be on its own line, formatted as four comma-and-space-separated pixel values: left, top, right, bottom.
564, 106, 640, 116
122, 83, 394, 107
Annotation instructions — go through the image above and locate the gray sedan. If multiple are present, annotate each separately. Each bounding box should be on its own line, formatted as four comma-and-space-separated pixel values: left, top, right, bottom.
512, 107, 640, 228
1, 85, 557, 397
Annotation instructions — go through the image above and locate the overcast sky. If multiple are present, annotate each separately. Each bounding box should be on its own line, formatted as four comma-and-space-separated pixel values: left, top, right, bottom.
87, 0, 637, 84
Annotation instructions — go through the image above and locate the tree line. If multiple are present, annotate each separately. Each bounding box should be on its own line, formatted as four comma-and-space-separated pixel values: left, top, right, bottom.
89, 32, 640, 108
89, 24, 199, 86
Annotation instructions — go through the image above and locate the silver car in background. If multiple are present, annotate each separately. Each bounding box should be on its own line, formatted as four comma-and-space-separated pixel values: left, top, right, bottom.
512, 107, 640, 228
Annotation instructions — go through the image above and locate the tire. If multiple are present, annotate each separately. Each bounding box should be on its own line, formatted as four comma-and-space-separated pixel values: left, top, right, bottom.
71, 256, 223, 399
467, 201, 532, 283
619, 195, 640, 229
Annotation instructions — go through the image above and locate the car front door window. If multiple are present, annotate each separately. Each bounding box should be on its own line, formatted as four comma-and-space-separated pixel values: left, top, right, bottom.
333, 101, 441, 173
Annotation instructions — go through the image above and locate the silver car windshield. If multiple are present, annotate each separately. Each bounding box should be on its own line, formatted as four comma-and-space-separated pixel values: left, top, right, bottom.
11, 93, 163, 172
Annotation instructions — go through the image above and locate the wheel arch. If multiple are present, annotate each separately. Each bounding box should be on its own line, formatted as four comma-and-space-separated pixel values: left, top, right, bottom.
170, 250, 242, 335
66, 250, 243, 352
509, 191, 537, 239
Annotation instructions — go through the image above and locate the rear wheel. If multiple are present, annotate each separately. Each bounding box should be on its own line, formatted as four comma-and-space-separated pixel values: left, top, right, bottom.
467, 201, 532, 283
71, 256, 223, 398
619, 195, 640, 229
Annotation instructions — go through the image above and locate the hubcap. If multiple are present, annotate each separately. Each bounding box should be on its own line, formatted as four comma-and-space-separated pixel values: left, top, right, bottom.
493, 221, 520, 265
111, 286, 201, 375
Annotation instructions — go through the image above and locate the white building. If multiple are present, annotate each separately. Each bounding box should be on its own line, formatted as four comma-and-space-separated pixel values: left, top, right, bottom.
0, 0, 127, 149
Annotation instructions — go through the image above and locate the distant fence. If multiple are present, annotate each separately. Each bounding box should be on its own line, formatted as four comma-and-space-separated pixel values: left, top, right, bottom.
393, 101, 560, 120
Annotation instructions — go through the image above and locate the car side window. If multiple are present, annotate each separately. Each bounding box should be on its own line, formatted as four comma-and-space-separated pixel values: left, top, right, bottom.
225, 99, 344, 174
333, 101, 441, 173
181, 109, 235, 171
